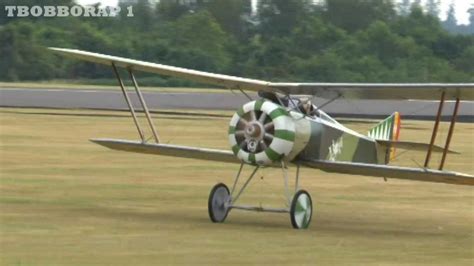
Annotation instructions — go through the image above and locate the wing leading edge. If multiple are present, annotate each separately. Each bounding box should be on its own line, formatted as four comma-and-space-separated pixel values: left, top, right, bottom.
49, 47, 474, 100
49, 47, 270, 91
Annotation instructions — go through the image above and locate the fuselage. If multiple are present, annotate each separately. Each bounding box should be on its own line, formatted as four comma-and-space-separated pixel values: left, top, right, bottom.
228, 95, 386, 166
261, 94, 387, 165
291, 110, 385, 164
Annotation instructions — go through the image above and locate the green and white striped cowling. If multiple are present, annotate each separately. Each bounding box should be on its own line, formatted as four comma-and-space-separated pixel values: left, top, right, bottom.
228, 99, 296, 166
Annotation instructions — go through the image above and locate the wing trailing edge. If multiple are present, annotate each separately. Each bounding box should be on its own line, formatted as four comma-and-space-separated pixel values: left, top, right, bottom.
376, 140, 459, 154
90, 138, 239, 164
301, 159, 474, 186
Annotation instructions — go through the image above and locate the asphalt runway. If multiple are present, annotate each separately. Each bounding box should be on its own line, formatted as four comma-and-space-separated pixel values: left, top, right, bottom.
1, 88, 473, 121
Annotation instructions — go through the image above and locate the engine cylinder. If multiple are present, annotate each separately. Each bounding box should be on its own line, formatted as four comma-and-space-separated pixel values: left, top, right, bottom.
228, 99, 296, 165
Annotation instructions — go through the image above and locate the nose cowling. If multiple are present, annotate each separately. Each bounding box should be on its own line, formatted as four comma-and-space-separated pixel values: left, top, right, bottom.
228, 99, 296, 165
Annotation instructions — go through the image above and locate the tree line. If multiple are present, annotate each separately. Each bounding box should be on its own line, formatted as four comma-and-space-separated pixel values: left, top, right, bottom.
0, 0, 473, 86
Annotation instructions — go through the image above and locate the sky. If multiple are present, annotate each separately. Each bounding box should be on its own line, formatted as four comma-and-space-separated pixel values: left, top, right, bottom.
78, 0, 473, 25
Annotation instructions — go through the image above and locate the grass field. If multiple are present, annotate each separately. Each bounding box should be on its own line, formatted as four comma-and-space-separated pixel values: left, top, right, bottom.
0, 108, 473, 265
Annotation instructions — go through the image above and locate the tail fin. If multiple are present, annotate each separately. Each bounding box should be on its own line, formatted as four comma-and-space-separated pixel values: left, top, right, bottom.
368, 112, 401, 163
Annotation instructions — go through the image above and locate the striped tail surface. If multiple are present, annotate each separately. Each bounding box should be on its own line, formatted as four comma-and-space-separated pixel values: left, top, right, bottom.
368, 112, 401, 162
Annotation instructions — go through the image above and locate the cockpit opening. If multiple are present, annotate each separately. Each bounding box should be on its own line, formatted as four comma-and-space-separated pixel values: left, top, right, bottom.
258, 91, 321, 118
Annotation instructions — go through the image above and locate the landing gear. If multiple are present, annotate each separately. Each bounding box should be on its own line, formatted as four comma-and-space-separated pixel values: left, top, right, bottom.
208, 183, 230, 223
208, 162, 314, 229
290, 190, 313, 229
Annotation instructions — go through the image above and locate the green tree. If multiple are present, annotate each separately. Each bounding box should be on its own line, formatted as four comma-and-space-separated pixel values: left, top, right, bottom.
399, 0, 411, 16
324, 0, 396, 33
412, 0, 422, 8
393, 7, 444, 47
443, 3, 457, 31
0, 21, 57, 80
0, 0, 473, 84
206, 0, 251, 39
454, 46, 474, 77
468, 6, 474, 33
163, 11, 232, 72
132, 0, 154, 30
157, 0, 192, 21
258, 0, 313, 37
290, 15, 347, 56
426, 0, 440, 18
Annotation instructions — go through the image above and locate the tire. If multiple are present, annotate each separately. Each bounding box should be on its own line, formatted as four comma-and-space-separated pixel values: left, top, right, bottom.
208, 183, 230, 223
290, 190, 313, 229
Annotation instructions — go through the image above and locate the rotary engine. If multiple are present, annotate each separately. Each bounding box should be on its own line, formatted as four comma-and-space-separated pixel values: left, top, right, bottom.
228, 99, 299, 166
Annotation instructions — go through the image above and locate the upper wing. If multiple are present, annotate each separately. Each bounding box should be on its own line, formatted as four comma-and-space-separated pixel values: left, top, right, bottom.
301, 159, 474, 186
49, 47, 270, 91
269, 83, 474, 100
49, 47, 474, 100
91, 138, 239, 164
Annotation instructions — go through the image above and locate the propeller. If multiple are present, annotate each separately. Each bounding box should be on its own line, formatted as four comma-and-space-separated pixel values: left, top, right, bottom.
234, 110, 275, 154
229, 100, 296, 166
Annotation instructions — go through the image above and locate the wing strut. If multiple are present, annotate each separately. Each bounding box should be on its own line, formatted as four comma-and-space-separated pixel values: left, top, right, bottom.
439, 97, 460, 170
112, 63, 146, 142
111, 63, 160, 143
128, 68, 160, 143
423, 91, 461, 170
424, 91, 445, 167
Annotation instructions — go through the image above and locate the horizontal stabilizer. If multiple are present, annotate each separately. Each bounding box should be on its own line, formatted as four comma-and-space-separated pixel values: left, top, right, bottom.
301, 159, 474, 186
91, 138, 239, 164
376, 140, 459, 154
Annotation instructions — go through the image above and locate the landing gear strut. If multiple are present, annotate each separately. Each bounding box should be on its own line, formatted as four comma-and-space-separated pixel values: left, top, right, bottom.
207, 162, 313, 229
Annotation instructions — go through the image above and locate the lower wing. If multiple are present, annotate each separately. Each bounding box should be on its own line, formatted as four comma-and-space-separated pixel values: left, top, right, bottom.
300, 159, 474, 186
91, 138, 473, 186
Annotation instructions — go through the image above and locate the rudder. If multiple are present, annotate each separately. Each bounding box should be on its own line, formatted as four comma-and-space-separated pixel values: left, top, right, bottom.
368, 112, 401, 163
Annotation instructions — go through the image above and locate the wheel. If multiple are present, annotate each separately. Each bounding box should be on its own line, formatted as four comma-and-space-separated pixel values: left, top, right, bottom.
290, 190, 313, 229
208, 183, 230, 223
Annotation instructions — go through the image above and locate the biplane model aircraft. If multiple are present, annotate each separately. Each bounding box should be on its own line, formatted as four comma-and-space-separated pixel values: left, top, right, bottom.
50, 47, 474, 229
